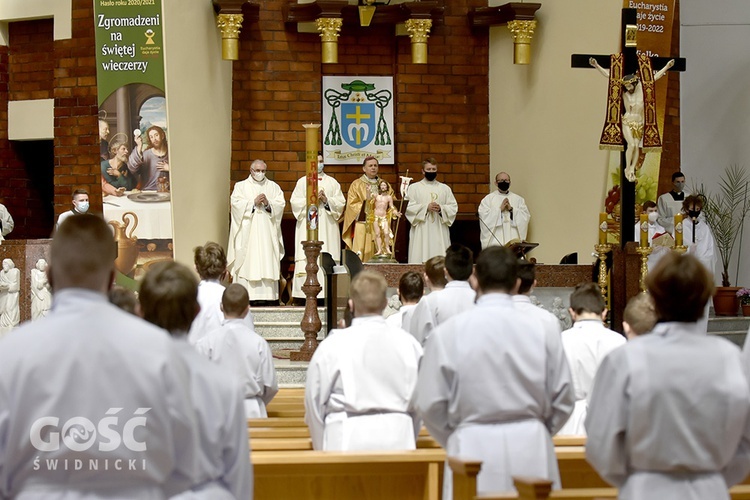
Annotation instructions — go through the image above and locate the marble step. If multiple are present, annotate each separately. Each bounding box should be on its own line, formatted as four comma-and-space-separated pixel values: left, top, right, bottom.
251, 306, 328, 342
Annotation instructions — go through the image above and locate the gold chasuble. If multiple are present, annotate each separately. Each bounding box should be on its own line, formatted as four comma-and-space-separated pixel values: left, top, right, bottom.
342, 175, 394, 263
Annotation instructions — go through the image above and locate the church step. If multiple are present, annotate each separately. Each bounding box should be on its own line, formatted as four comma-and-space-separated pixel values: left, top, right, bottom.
706, 316, 750, 332
249, 306, 326, 323
274, 359, 309, 388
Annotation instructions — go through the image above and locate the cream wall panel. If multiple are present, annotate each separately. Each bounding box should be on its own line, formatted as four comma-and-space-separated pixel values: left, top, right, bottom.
162, 0, 233, 268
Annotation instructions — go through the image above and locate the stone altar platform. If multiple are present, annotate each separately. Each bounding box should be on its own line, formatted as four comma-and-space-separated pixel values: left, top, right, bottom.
364, 262, 593, 288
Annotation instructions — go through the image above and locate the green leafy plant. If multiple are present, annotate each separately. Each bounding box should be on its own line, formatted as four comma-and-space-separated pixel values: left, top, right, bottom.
695, 164, 750, 287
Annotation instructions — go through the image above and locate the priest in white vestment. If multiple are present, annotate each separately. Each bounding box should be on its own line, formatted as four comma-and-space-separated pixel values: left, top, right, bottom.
304, 270, 423, 451
0, 202, 13, 242
417, 246, 574, 497
406, 244, 476, 345
0, 215, 201, 498
478, 172, 531, 249
227, 159, 286, 301
195, 284, 278, 418
405, 158, 458, 263
557, 283, 625, 436
588, 253, 750, 500
290, 154, 346, 300
140, 262, 252, 500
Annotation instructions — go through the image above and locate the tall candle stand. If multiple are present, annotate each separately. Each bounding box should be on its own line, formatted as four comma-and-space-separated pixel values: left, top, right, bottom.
594, 243, 612, 303
635, 246, 652, 292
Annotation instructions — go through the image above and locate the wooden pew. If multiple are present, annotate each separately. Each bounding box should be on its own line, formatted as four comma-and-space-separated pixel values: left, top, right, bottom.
253, 448, 446, 500
449, 458, 750, 500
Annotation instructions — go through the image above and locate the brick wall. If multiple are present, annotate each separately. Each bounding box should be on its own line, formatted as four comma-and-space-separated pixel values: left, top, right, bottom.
232, 0, 490, 213
0, 0, 99, 240
52, 0, 99, 215
0, 20, 55, 238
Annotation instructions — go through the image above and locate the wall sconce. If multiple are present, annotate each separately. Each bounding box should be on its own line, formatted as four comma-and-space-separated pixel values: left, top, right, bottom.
405, 18, 432, 64
507, 19, 537, 65
359, 0, 377, 27
316, 17, 343, 64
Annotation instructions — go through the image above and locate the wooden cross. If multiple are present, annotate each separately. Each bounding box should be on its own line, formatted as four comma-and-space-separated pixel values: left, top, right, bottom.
571, 8, 685, 246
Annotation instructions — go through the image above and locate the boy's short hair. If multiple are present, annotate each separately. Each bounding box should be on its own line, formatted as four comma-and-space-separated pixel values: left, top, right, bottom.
424, 256, 447, 288
445, 244, 474, 281
108, 285, 139, 315
194, 242, 227, 280
569, 282, 606, 315
139, 261, 199, 334
623, 292, 657, 335
517, 260, 536, 294
222, 283, 249, 317
350, 270, 388, 314
398, 271, 424, 303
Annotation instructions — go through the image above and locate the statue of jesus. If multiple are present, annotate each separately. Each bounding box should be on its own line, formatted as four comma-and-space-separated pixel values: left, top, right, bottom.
590, 57, 674, 182
370, 180, 401, 256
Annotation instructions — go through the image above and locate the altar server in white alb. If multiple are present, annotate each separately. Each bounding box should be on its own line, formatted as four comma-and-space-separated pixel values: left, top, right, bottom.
188, 242, 255, 345
140, 261, 253, 500
0, 215, 200, 498
588, 253, 750, 500
290, 153, 346, 300
417, 246, 574, 497
478, 172, 531, 248
634, 200, 670, 272
406, 243, 476, 346
196, 284, 278, 418
227, 159, 286, 302
512, 260, 561, 338
0, 201, 13, 243
405, 158, 458, 263
557, 282, 625, 436
304, 270, 423, 451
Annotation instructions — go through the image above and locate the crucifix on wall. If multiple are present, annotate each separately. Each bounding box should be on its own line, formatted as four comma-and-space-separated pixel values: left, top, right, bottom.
572, 7, 685, 246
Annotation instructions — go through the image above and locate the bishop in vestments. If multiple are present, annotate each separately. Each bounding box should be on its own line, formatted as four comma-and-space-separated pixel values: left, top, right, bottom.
227, 159, 286, 302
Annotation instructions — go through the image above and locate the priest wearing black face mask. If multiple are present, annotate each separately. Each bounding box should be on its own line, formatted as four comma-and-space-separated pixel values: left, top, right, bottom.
478, 172, 531, 249
404, 158, 458, 263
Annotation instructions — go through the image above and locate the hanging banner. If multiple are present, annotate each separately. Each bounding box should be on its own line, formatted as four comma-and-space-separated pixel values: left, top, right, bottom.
322, 76, 395, 165
605, 0, 675, 218
93, 0, 172, 281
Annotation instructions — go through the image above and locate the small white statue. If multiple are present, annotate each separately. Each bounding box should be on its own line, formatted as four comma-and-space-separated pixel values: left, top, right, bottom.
551, 296, 572, 330
0, 258, 20, 333
31, 259, 52, 320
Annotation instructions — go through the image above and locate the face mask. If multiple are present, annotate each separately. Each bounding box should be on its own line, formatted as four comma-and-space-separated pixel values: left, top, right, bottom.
317, 162, 325, 174
688, 210, 701, 220
674, 182, 685, 191
251, 171, 265, 182
76, 201, 89, 214
647, 212, 658, 223
424, 172, 437, 181
497, 181, 510, 191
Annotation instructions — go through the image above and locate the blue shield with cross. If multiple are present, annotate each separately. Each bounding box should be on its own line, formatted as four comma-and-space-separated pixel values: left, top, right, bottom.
341, 102, 376, 149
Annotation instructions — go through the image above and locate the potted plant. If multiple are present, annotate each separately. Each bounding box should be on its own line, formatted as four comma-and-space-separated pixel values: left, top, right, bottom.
737, 288, 750, 316
695, 164, 750, 315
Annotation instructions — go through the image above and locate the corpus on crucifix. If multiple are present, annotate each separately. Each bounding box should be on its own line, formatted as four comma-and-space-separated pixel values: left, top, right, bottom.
572, 7, 685, 245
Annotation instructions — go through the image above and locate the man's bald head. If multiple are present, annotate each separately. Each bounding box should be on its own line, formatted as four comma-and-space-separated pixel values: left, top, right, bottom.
50, 214, 116, 293
496, 172, 511, 183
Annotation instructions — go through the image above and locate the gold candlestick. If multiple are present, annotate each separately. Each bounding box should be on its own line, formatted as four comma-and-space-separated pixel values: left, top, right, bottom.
594, 243, 613, 302
635, 246, 653, 292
